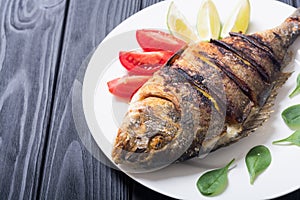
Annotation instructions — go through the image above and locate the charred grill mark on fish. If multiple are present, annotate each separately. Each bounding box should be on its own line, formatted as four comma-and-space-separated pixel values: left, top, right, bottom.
171, 69, 226, 161
199, 45, 257, 105
174, 68, 206, 90
221, 36, 280, 82
172, 46, 253, 123
173, 67, 225, 113
165, 48, 186, 67
196, 44, 268, 107
229, 32, 281, 70
210, 39, 271, 83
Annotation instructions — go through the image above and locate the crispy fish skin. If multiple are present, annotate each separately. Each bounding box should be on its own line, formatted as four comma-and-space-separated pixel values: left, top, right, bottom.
197, 41, 271, 106
171, 45, 253, 124
112, 8, 300, 171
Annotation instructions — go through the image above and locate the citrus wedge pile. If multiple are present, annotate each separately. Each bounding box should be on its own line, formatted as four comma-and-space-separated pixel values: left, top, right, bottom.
166, 0, 251, 42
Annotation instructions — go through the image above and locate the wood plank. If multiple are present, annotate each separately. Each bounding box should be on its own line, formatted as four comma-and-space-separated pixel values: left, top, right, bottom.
280, 0, 300, 7
0, 0, 66, 199
38, 0, 163, 199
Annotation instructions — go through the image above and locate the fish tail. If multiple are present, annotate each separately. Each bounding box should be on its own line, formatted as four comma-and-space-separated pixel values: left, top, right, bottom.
247, 8, 300, 64
281, 7, 300, 46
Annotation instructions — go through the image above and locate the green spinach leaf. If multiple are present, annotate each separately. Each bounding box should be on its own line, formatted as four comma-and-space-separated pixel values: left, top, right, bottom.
196, 159, 235, 196
281, 104, 300, 130
245, 145, 271, 184
273, 130, 300, 146
289, 73, 300, 98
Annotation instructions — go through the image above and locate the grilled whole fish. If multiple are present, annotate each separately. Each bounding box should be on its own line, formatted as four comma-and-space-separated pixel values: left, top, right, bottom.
112, 8, 300, 171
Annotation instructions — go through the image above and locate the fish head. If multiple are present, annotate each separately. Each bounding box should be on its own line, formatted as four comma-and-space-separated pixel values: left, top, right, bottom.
112, 96, 191, 172
111, 67, 226, 172
111, 68, 207, 172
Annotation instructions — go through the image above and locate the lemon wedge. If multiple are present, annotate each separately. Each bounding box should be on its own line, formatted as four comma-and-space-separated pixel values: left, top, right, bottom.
196, 0, 221, 41
167, 2, 199, 43
220, 0, 251, 38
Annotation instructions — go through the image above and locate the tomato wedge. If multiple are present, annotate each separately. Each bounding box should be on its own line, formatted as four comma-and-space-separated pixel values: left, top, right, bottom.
136, 29, 186, 53
107, 75, 150, 100
119, 50, 174, 74
127, 65, 162, 76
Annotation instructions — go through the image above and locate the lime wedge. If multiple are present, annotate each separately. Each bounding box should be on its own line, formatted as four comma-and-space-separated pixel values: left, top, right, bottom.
196, 0, 221, 41
167, 2, 199, 43
220, 0, 251, 38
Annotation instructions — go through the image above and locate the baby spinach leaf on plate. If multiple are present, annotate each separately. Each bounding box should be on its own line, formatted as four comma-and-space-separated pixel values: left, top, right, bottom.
289, 73, 300, 98
281, 104, 300, 130
196, 159, 235, 196
273, 130, 300, 146
245, 145, 271, 184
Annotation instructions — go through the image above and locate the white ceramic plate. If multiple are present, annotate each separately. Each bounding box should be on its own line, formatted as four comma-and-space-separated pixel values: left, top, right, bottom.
82, 0, 300, 199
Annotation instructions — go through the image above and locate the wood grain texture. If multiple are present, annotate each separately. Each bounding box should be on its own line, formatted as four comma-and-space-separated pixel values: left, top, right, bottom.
0, 0, 66, 199
279, 0, 300, 7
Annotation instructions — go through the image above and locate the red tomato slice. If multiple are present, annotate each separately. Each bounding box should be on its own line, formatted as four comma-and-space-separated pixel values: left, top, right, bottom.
127, 64, 162, 76
136, 29, 186, 53
107, 75, 151, 99
119, 50, 174, 74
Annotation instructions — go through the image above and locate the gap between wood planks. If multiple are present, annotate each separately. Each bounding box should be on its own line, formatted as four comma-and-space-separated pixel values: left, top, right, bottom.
35, 0, 71, 199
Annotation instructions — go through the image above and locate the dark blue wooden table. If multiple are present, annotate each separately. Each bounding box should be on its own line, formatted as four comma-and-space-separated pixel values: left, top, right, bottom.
1, 0, 300, 199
